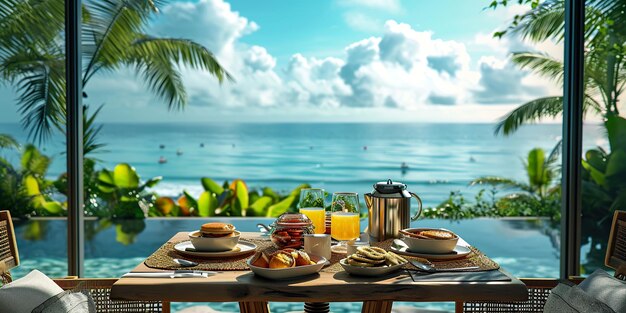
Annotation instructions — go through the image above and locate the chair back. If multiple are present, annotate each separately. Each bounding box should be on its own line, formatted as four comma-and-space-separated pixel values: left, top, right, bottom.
606, 210, 626, 278
0, 210, 19, 284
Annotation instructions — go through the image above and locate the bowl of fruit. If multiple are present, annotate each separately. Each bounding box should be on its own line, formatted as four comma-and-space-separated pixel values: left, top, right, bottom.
247, 249, 326, 280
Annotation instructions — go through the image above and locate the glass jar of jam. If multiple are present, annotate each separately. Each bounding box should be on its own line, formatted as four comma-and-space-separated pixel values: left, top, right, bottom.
269, 213, 314, 249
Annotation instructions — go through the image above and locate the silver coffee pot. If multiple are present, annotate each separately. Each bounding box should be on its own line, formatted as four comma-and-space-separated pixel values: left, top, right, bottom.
364, 179, 423, 242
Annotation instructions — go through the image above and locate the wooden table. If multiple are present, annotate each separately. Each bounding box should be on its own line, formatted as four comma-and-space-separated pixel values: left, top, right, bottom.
110, 232, 528, 313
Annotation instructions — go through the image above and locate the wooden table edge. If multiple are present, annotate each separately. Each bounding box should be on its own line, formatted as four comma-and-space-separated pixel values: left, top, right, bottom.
110, 232, 529, 303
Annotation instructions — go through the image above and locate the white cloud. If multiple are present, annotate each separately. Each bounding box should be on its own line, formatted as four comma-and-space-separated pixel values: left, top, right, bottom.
153, 0, 258, 55
71, 0, 556, 123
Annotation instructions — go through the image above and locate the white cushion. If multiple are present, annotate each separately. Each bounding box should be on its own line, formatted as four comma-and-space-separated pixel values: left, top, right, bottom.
579, 269, 626, 313
0, 270, 63, 313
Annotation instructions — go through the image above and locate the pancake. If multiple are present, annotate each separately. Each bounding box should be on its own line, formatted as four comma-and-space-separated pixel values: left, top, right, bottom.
200, 222, 235, 237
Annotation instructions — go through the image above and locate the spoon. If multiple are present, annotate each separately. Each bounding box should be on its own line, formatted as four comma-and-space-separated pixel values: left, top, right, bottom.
173, 258, 198, 267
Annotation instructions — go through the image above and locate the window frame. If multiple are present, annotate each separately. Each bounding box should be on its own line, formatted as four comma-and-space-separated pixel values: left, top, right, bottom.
63, 0, 587, 278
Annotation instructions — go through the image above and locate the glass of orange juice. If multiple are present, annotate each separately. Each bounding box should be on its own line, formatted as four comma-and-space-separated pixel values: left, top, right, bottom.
330, 192, 360, 246
299, 188, 326, 234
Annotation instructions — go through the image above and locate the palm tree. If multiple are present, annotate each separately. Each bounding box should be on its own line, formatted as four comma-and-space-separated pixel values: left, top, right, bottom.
491, 0, 626, 135
0, 0, 231, 142
469, 145, 561, 217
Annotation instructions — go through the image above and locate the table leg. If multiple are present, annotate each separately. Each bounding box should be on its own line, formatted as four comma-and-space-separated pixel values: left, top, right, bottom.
304, 302, 330, 313
239, 301, 270, 313
361, 300, 393, 313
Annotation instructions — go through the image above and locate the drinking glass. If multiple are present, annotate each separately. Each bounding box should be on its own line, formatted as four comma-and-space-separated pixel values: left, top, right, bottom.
330, 192, 360, 247
299, 188, 326, 234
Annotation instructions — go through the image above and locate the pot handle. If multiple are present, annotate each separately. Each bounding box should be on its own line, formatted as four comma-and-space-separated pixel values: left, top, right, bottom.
409, 192, 423, 221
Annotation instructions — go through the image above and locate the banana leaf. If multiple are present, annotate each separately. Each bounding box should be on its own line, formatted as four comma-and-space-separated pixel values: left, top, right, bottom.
267, 195, 296, 217
201, 177, 224, 194
198, 191, 218, 217
248, 196, 273, 216
113, 163, 140, 189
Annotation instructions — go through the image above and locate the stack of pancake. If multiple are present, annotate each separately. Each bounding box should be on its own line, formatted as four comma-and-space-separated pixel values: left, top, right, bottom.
200, 222, 236, 238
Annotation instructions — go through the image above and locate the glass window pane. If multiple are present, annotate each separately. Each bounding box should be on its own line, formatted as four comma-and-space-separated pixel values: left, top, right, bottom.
580, 0, 624, 275
0, 0, 68, 279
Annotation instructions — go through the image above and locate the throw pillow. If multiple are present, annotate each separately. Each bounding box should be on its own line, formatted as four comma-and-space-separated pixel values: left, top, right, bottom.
0, 270, 64, 313
543, 280, 615, 313
31, 289, 96, 313
579, 269, 626, 313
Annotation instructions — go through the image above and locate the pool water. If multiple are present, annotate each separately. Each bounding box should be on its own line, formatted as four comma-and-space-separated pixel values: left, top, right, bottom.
11, 217, 560, 312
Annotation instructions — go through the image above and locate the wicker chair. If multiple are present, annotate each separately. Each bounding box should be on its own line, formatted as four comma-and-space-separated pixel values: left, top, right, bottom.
0, 210, 170, 313
456, 210, 626, 313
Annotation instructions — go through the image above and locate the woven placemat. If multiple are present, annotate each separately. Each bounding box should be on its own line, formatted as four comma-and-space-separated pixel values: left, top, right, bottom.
373, 240, 499, 272
144, 238, 498, 273
144, 238, 274, 271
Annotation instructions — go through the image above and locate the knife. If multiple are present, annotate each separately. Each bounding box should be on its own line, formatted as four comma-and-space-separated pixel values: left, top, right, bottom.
410, 260, 479, 273
122, 270, 216, 278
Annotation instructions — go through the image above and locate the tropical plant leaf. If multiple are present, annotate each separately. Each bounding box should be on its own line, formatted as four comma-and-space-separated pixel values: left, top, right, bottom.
155, 196, 175, 216
509, 1, 565, 43
42, 201, 64, 214
20, 144, 50, 176
113, 163, 140, 189
526, 148, 549, 191
585, 149, 608, 173
604, 150, 626, 187
127, 37, 232, 110
266, 196, 296, 217
182, 190, 198, 216
495, 96, 563, 135
0, 134, 18, 149
605, 115, 626, 152
469, 176, 529, 191
201, 177, 224, 194
97, 169, 115, 193
248, 196, 273, 217
0, 51, 66, 141
197, 191, 217, 217
232, 179, 249, 216
511, 52, 564, 82
143, 176, 162, 188
82, 105, 107, 156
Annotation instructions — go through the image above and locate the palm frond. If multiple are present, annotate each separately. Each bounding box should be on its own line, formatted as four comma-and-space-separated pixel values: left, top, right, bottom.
83, 104, 106, 156
131, 37, 232, 82
511, 52, 564, 83
495, 96, 563, 136
509, 1, 564, 42
469, 177, 530, 191
1, 51, 66, 141
588, 0, 626, 38
0, 133, 18, 150
82, 0, 156, 82
0, 0, 65, 54
128, 37, 232, 110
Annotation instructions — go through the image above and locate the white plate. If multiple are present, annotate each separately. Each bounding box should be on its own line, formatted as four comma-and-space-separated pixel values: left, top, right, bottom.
247, 254, 326, 280
390, 239, 471, 260
174, 240, 257, 258
339, 258, 406, 277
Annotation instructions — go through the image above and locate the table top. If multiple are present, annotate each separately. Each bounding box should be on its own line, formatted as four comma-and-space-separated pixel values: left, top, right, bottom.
110, 232, 528, 303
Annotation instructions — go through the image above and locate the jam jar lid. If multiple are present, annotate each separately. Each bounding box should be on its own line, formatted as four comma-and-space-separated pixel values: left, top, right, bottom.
275, 213, 312, 227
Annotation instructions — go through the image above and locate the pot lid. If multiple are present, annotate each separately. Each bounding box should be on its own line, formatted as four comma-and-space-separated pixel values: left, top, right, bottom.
373, 179, 407, 195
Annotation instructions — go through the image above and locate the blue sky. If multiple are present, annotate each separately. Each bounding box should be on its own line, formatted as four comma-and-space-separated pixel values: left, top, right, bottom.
0, 0, 562, 124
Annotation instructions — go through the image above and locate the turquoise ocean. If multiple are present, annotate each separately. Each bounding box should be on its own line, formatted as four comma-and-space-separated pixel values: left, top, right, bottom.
0, 122, 605, 204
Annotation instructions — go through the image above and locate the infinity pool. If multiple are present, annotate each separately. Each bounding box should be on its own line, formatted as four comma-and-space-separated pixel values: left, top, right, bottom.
12, 217, 560, 312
